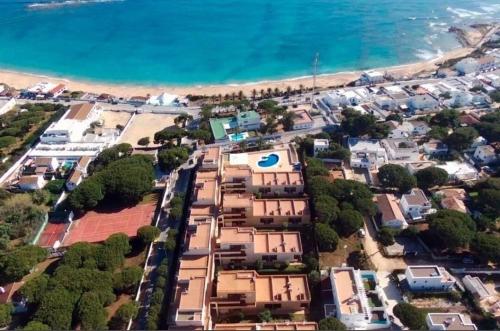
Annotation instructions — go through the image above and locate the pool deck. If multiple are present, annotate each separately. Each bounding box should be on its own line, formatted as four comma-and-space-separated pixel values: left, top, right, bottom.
227, 145, 299, 173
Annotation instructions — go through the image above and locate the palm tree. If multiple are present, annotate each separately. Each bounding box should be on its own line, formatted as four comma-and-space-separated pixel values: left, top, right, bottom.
264, 116, 278, 135
238, 90, 244, 100
273, 87, 280, 96
299, 84, 304, 95
231, 92, 236, 101
266, 88, 272, 97
251, 89, 257, 101
174, 113, 193, 128
260, 89, 265, 98
218, 94, 223, 102
286, 86, 292, 97
281, 111, 298, 131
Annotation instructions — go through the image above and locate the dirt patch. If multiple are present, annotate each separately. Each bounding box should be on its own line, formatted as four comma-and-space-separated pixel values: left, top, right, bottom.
118, 113, 177, 147
319, 235, 362, 268
100, 110, 131, 129
106, 294, 132, 321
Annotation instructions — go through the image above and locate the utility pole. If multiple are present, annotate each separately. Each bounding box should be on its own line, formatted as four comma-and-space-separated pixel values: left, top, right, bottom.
312, 52, 319, 106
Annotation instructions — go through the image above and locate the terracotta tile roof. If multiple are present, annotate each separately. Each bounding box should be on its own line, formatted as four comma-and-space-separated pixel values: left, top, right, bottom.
65, 103, 95, 120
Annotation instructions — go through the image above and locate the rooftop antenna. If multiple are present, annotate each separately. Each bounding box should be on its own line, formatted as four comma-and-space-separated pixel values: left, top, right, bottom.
312, 52, 320, 106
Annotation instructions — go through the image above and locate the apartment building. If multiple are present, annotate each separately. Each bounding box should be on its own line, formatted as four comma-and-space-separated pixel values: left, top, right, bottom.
222, 165, 304, 196
215, 227, 302, 266
325, 267, 390, 330
221, 193, 310, 227
426, 313, 477, 330
200, 146, 222, 170
211, 270, 310, 317
405, 266, 456, 292
214, 322, 318, 330
193, 170, 219, 206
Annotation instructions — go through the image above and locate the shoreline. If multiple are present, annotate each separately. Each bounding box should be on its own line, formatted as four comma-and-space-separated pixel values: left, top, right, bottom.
0, 47, 474, 98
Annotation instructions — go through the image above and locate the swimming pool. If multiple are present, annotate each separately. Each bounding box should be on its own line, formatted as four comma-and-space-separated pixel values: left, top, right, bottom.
228, 132, 248, 142
258, 153, 280, 168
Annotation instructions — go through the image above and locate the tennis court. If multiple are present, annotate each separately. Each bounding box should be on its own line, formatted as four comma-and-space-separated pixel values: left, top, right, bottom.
37, 222, 70, 248
63, 202, 156, 246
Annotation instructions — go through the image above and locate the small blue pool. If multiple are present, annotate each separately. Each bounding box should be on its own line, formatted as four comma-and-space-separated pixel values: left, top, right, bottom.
258, 153, 280, 168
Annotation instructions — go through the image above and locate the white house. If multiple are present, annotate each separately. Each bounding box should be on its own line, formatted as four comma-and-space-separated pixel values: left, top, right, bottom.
400, 188, 433, 221
405, 266, 456, 292
360, 70, 384, 85
146, 92, 178, 106
17, 175, 45, 191
387, 121, 430, 139
455, 58, 479, 75
408, 93, 439, 112
348, 138, 388, 169
323, 91, 349, 108
423, 140, 449, 155
381, 138, 419, 161
291, 109, 314, 130
0, 98, 16, 116
436, 161, 478, 182
426, 313, 477, 331
376, 194, 407, 229
474, 145, 497, 164
40, 103, 102, 144
326, 267, 390, 330
314, 139, 330, 157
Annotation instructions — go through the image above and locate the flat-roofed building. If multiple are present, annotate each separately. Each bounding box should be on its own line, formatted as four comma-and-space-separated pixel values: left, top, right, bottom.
215, 227, 302, 266
222, 193, 310, 227
381, 138, 419, 162
326, 267, 390, 330
400, 188, 433, 221
185, 217, 215, 256
376, 194, 407, 229
426, 313, 477, 330
405, 266, 456, 292
348, 138, 388, 170
192, 170, 219, 206
214, 321, 318, 330
173, 254, 213, 328
222, 165, 304, 196
200, 146, 221, 170
211, 270, 310, 317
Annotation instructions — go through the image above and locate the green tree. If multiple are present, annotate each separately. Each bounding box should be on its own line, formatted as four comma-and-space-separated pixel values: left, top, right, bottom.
471, 233, 500, 264
474, 111, 500, 142
153, 126, 186, 145
110, 302, 138, 329
431, 109, 459, 128
378, 164, 416, 193
281, 111, 298, 131
445, 127, 478, 151
76, 292, 108, 330
393, 303, 426, 330
428, 210, 476, 251
415, 167, 449, 190
35, 287, 77, 330
319, 317, 347, 331
315, 223, 339, 251
314, 195, 340, 225
68, 179, 105, 212
258, 309, 273, 322
378, 227, 395, 246
23, 321, 50, 331
105, 233, 131, 256
187, 129, 212, 142
0, 304, 12, 328
316, 143, 351, 161
137, 225, 160, 244
157, 147, 189, 172
31, 190, 50, 205
19, 274, 49, 304
428, 126, 449, 140
88, 143, 132, 174
61, 242, 98, 268
137, 137, 150, 146
0, 245, 47, 282
336, 210, 364, 236
44, 179, 66, 194
113, 266, 143, 293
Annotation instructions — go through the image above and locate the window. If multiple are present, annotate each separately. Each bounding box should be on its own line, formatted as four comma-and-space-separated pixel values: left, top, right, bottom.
260, 218, 274, 224
289, 217, 301, 224
284, 187, 296, 193
259, 187, 271, 193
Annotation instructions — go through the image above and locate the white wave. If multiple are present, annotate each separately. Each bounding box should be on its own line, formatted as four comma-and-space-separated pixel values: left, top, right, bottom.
27, 0, 124, 9
480, 4, 500, 14
446, 7, 483, 18
408, 17, 417, 20
415, 48, 443, 61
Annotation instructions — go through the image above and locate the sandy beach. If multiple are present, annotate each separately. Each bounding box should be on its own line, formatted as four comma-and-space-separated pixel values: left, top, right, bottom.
0, 47, 475, 99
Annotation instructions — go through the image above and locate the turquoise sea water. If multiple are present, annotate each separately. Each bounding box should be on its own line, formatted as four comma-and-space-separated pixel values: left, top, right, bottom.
0, 0, 499, 85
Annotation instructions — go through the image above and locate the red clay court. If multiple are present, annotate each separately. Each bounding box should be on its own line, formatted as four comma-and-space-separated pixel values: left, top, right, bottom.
63, 202, 156, 246
38, 222, 70, 248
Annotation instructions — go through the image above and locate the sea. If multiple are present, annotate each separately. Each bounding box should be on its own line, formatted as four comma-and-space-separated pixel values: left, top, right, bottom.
0, 0, 499, 85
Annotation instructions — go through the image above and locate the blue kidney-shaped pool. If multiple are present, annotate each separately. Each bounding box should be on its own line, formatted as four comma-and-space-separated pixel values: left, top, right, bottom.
257, 153, 280, 168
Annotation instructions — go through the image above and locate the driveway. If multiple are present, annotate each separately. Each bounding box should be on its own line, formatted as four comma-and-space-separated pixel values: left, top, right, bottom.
363, 217, 407, 272
377, 270, 404, 330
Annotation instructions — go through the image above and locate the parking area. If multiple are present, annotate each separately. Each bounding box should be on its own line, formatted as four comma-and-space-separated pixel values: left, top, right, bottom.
118, 113, 177, 147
